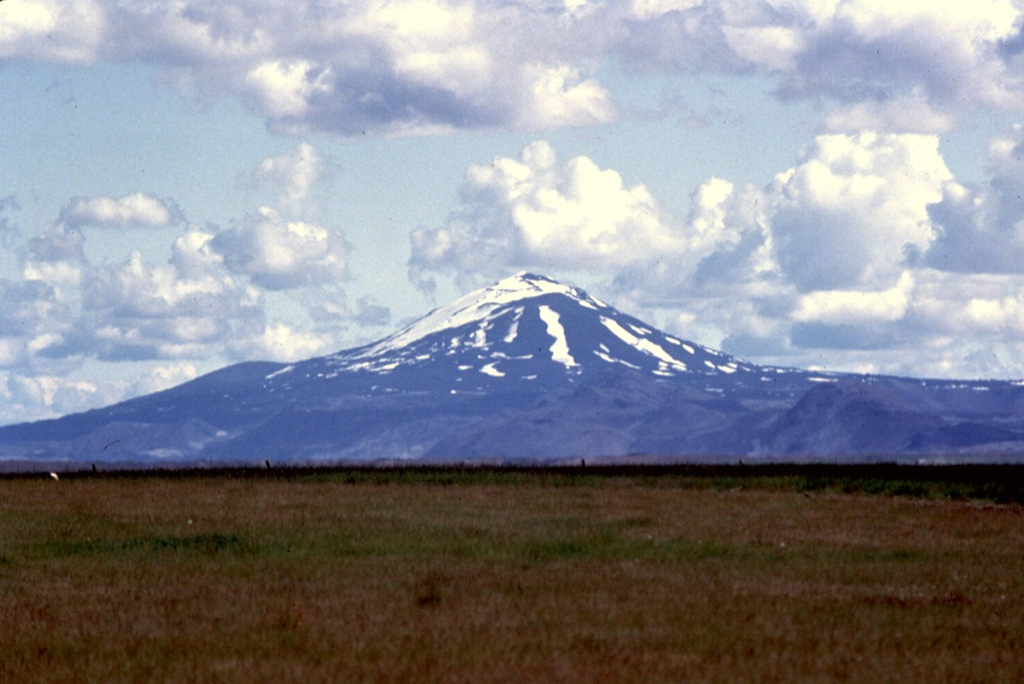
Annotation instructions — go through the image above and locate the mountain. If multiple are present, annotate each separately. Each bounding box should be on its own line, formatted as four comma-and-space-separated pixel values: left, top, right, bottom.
3, 272, 1024, 467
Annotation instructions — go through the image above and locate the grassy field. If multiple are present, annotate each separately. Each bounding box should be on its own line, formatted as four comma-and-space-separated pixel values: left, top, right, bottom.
2, 466, 1023, 682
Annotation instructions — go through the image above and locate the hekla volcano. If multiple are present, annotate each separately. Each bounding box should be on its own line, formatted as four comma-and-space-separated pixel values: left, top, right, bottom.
3, 272, 1024, 467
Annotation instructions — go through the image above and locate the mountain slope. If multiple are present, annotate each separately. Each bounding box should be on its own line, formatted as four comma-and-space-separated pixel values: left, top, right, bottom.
3, 272, 1024, 466
261, 272, 802, 396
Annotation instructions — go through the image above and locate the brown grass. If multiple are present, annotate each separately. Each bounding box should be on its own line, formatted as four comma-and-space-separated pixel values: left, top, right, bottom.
1, 471, 1023, 682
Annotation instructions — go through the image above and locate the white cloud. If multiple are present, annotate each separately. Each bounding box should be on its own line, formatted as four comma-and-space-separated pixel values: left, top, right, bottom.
130, 362, 199, 395
349, 0, 491, 97
1, 189, 380, 393
927, 124, 1024, 273
816, 1, 1021, 110
81, 249, 262, 360
21, 223, 86, 267
0, 362, 201, 425
0, 0, 105, 63
3, 1, 623, 136
87, 250, 257, 320
516, 63, 616, 128
228, 322, 334, 362
4, 1, 1020, 137
590, 132, 951, 301
170, 230, 226, 278
60, 193, 180, 229
111, 0, 617, 136
793, 272, 913, 324
212, 207, 351, 290
0, 279, 74, 371
250, 143, 326, 210
20, 223, 87, 296
910, 271, 1024, 335
245, 59, 334, 118
405, 132, 1024, 379
824, 91, 956, 134
1, 374, 106, 421
409, 140, 681, 288
722, 24, 805, 71
622, 0, 1024, 127
768, 132, 950, 291
0, 279, 67, 340
629, 0, 702, 19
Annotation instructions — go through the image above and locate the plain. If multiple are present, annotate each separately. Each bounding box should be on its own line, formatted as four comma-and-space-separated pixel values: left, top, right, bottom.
1, 467, 1023, 683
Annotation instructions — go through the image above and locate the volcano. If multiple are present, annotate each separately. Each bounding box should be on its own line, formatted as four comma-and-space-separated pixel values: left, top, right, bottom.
4, 272, 1024, 467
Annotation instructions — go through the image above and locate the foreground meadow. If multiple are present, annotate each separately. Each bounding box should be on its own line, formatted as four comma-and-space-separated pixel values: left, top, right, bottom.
1, 468, 1023, 683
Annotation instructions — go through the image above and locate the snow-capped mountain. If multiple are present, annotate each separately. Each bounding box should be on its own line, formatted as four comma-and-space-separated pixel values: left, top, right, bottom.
262, 272, 800, 398
3, 272, 1024, 467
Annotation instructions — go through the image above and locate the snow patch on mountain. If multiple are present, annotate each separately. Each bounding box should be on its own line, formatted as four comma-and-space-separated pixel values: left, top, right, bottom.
601, 317, 688, 371
480, 362, 505, 377
504, 308, 523, 343
265, 365, 294, 380
538, 305, 577, 368
352, 272, 599, 359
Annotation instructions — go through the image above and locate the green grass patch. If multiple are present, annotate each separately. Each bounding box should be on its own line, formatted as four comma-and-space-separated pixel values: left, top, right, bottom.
47, 533, 250, 558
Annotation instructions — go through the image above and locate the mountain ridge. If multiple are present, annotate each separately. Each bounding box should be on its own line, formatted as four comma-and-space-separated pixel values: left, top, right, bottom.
3, 272, 1024, 467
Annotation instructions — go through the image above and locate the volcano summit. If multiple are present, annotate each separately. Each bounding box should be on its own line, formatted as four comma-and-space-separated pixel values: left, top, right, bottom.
4, 272, 1024, 466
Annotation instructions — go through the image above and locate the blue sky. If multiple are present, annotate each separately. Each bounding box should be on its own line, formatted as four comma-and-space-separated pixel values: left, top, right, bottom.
3, 0, 1024, 424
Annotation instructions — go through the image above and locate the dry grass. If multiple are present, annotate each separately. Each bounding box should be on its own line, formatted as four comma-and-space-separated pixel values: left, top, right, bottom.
1, 471, 1023, 682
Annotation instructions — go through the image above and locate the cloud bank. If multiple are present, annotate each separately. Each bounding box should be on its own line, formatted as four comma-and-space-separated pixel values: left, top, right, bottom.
4, 1, 1024, 422
0, 162, 387, 423
4, 1, 1022, 136
410, 130, 1024, 379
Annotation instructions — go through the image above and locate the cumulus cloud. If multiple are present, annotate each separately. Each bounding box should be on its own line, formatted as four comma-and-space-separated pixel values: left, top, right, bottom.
927, 124, 1024, 273
408, 133, 1024, 378
0, 362, 202, 424
95, 0, 617, 136
227, 322, 334, 362
515, 63, 615, 129
10, 211, 336, 367
910, 271, 1024, 336
80, 249, 262, 360
768, 132, 950, 291
785, 2, 1020, 109
412, 133, 950, 297
86, 249, 257, 322
0, 0, 106, 63
0, 373, 111, 423
790, 272, 914, 352
21, 223, 86, 267
130, 362, 200, 396
19, 223, 87, 292
409, 140, 681, 290
249, 142, 326, 210
824, 91, 956, 134
704, 130, 1024, 373
3, 191, 375, 392
623, 1, 1023, 120
16, 194, 181, 297
212, 207, 351, 290
5, 1, 1022, 137
0, 279, 72, 368
170, 229, 226, 278
59, 193, 181, 230
245, 59, 334, 119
